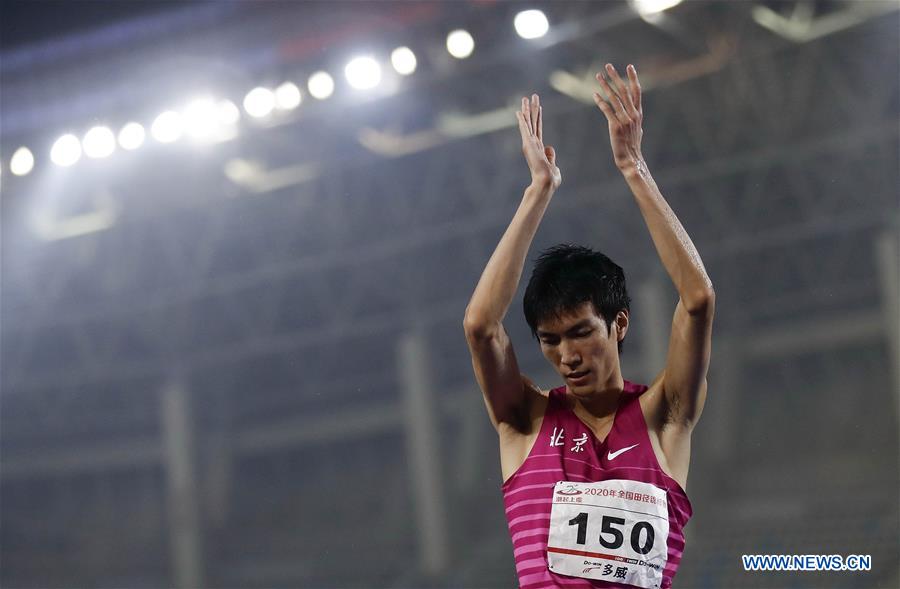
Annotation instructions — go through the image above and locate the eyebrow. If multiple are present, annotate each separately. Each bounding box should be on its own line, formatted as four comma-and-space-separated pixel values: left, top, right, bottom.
537, 319, 593, 338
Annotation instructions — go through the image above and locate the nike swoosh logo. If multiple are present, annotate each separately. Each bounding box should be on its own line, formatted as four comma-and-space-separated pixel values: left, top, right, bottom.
607, 443, 639, 460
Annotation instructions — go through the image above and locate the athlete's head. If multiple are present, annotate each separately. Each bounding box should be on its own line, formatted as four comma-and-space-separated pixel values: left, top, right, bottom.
523, 244, 630, 390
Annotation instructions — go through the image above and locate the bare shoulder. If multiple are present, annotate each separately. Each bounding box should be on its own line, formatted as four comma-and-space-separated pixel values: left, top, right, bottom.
497, 375, 550, 483
499, 374, 549, 436
523, 375, 551, 428
638, 369, 669, 433
638, 369, 693, 489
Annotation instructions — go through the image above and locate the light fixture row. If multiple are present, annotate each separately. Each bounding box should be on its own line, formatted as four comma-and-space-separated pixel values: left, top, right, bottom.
3, 11, 557, 178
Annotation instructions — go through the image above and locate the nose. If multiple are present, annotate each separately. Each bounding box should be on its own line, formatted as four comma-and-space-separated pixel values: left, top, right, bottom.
559, 341, 582, 368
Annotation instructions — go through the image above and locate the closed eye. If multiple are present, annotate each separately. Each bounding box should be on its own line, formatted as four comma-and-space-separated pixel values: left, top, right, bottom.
541, 330, 591, 344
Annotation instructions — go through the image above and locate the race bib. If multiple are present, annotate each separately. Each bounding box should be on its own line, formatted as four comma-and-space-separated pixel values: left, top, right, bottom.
547, 479, 669, 588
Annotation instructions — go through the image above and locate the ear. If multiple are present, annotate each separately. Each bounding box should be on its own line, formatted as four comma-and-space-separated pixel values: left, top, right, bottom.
613, 310, 629, 341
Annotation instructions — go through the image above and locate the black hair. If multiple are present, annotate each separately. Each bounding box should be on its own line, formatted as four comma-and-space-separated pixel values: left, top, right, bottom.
523, 243, 631, 354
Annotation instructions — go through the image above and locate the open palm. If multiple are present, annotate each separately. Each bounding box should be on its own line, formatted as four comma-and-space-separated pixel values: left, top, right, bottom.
516, 94, 561, 188
593, 63, 644, 172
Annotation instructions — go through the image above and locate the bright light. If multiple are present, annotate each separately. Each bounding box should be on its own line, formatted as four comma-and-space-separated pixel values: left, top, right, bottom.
308, 71, 335, 100
10, 147, 34, 176
391, 46, 417, 75
275, 82, 302, 110
82, 126, 116, 159
345, 56, 382, 90
243, 86, 276, 118
630, 0, 683, 17
183, 97, 221, 140
50, 134, 82, 167
217, 100, 240, 125
118, 122, 145, 150
446, 29, 475, 59
151, 110, 183, 143
514, 10, 549, 39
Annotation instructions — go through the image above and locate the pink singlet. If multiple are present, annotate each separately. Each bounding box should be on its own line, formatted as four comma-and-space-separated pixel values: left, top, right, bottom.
501, 380, 692, 588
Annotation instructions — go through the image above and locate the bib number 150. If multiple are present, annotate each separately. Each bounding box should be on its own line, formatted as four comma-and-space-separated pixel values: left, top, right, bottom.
568, 512, 655, 555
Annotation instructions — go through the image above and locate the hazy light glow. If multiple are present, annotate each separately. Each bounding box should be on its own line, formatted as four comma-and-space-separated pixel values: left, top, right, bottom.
118, 122, 145, 150
446, 29, 475, 59
275, 82, 302, 109
630, 0, 683, 17
82, 126, 116, 159
243, 87, 276, 118
184, 97, 221, 140
151, 110, 183, 143
213, 100, 240, 142
514, 10, 549, 39
50, 134, 82, 167
10, 147, 35, 176
308, 71, 335, 99
218, 100, 240, 125
391, 47, 417, 75
345, 56, 382, 90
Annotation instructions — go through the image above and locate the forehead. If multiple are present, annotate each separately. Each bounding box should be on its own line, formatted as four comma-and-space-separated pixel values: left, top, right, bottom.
536, 301, 600, 334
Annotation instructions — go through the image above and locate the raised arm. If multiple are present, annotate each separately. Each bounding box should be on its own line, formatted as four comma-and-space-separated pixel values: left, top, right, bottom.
463, 94, 561, 431
594, 64, 714, 428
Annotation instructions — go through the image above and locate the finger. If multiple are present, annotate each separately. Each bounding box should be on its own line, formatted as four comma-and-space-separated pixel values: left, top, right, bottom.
522, 97, 532, 134
627, 64, 642, 112
592, 92, 614, 122
545, 145, 555, 166
606, 64, 637, 118
595, 73, 627, 123
531, 94, 540, 136
595, 72, 625, 118
537, 106, 543, 143
515, 110, 531, 141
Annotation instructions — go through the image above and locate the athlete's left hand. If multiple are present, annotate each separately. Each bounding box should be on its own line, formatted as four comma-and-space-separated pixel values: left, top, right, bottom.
593, 63, 644, 172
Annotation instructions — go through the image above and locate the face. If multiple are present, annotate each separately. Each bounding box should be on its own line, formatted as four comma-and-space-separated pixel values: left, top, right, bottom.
536, 301, 628, 395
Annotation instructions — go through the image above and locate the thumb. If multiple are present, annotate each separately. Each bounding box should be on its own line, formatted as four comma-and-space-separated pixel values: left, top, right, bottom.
544, 145, 556, 165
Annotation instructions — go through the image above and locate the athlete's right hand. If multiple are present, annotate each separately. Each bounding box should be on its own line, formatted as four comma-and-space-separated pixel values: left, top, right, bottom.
516, 94, 561, 190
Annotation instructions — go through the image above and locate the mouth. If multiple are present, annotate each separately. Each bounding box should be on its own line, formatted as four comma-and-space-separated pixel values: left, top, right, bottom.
566, 370, 590, 384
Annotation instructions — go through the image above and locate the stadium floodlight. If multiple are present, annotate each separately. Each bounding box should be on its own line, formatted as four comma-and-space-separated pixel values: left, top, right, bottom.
118, 122, 145, 150
391, 47, 417, 75
82, 126, 116, 159
514, 10, 549, 39
275, 82, 302, 110
446, 29, 475, 59
184, 97, 221, 140
345, 56, 382, 90
217, 100, 240, 125
629, 0, 683, 18
10, 146, 35, 176
151, 110, 183, 143
308, 71, 335, 100
243, 87, 276, 118
50, 134, 82, 167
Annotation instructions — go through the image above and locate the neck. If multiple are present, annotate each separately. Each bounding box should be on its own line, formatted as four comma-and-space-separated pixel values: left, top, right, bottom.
569, 369, 625, 419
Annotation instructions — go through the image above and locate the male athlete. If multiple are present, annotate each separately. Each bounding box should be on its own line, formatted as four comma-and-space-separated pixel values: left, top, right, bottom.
463, 64, 714, 588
